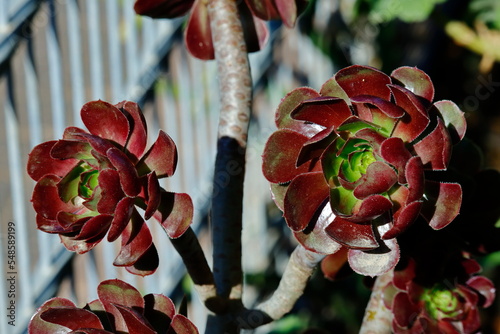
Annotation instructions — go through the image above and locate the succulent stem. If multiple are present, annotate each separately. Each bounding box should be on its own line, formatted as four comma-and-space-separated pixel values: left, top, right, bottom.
359, 270, 394, 334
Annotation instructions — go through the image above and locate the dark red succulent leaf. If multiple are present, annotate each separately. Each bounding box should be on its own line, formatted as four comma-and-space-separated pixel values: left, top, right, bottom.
81, 100, 130, 148
325, 216, 378, 249
296, 127, 336, 166
50, 139, 94, 161
125, 243, 160, 276
116, 101, 148, 162
433, 100, 467, 143
184, 0, 214, 60
390, 66, 435, 103
153, 191, 194, 238
74, 214, 113, 241
379, 137, 413, 184
107, 197, 135, 242
284, 172, 330, 232
144, 171, 162, 220
320, 247, 350, 281
352, 161, 398, 199
27, 141, 78, 182
137, 130, 177, 178
383, 200, 422, 240
291, 96, 352, 129
413, 118, 452, 171
106, 147, 141, 197
30, 279, 198, 333
422, 180, 462, 230
466, 276, 496, 308
335, 65, 392, 100
97, 169, 126, 214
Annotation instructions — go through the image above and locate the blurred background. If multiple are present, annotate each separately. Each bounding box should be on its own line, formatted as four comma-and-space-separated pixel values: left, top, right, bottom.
0, 0, 499, 333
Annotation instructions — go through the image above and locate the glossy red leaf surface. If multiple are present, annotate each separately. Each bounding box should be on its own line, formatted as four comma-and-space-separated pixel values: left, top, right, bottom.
60, 234, 104, 254
262, 129, 314, 184
107, 147, 141, 197
325, 216, 378, 249
433, 100, 466, 143
383, 200, 422, 240
353, 161, 398, 199
81, 100, 130, 148
134, 0, 194, 18
50, 139, 93, 161
351, 95, 405, 119
405, 156, 424, 203
137, 130, 177, 178
154, 191, 193, 238
380, 137, 413, 184
424, 181, 462, 230
294, 203, 341, 254
184, 0, 214, 60
107, 197, 135, 242
75, 214, 113, 241
390, 85, 430, 143
335, 65, 392, 100
144, 172, 161, 220
27, 141, 78, 181
346, 194, 393, 222
291, 97, 352, 128
97, 279, 144, 333
41, 308, 104, 330
97, 169, 125, 214
117, 101, 148, 161
143, 294, 176, 331
391, 66, 435, 103
125, 243, 159, 276
275, 87, 322, 135
466, 276, 496, 308
114, 305, 156, 334
32, 175, 79, 222
296, 127, 336, 166
114, 212, 153, 267
170, 314, 200, 334
392, 292, 420, 328
29, 298, 78, 334
284, 171, 330, 231
413, 118, 452, 171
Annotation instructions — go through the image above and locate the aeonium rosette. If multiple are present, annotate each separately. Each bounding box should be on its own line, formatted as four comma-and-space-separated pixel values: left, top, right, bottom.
27, 100, 193, 276
29, 279, 199, 333
384, 258, 495, 333
262, 65, 466, 276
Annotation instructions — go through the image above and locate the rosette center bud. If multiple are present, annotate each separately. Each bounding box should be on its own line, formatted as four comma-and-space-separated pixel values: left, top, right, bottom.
423, 285, 462, 320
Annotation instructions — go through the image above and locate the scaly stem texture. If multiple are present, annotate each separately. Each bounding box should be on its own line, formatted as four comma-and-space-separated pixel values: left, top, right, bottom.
256, 245, 325, 320
359, 270, 394, 334
207, 0, 251, 309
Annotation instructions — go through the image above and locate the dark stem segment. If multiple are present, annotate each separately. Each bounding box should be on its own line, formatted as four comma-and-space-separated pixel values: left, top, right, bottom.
170, 227, 214, 286
211, 137, 245, 299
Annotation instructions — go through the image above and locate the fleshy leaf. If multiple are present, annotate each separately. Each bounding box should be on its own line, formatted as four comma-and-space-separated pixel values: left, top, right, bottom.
296, 127, 336, 166
51, 140, 93, 161
433, 100, 466, 143
348, 237, 400, 277
380, 137, 413, 184
422, 181, 462, 230
145, 172, 161, 220
392, 292, 421, 328
390, 85, 430, 143
345, 194, 393, 223
391, 66, 435, 102
116, 101, 148, 161
275, 87, 322, 134
114, 305, 156, 334
97, 169, 125, 214
335, 65, 392, 100
107, 147, 141, 197
291, 97, 352, 129
466, 276, 496, 308
81, 100, 130, 148
294, 202, 342, 254
75, 215, 113, 241
185, 0, 214, 60
137, 131, 177, 178
97, 279, 144, 333
153, 191, 193, 238
28, 141, 78, 181
321, 247, 349, 281
143, 294, 176, 332
32, 175, 80, 222
125, 243, 159, 276
262, 129, 317, 184
353, 161, 398, 199
245, 0, 280, 22
413, 118, 452, 171
107, 197, 135, 242
284, 172, 330, 231
114, 211, 153, 267
325, 216, 379, 249
29, 298, 78, 334
170, 314, 199, 334
40, 308, 104, 330
382, 200, 422, 240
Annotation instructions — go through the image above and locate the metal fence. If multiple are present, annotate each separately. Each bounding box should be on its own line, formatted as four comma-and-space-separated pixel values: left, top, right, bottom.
0, 1, 336, 333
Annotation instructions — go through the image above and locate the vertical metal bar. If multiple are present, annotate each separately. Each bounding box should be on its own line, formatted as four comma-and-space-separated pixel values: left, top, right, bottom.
4, 70, 32, 330
66, 0, 85, 127
86, 0, 104, 99
46, 0, 66, 135
123, 0, 138, 94
105, 0, 123, 101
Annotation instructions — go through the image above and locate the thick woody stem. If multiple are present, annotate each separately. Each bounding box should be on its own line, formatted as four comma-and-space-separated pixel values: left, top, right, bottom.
359, 270, 394, 334
207, 0, 251, 303
256, 245, 325, 320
